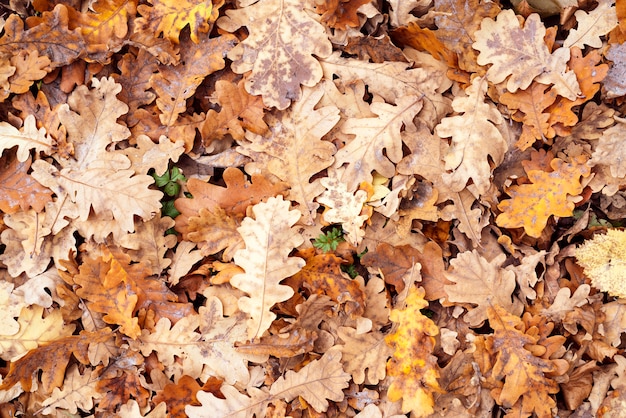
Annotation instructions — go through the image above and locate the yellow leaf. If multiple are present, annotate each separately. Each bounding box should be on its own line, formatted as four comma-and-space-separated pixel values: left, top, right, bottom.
136, 0, 221, 44
385, 285, 442, 417
575, 229, 626, 298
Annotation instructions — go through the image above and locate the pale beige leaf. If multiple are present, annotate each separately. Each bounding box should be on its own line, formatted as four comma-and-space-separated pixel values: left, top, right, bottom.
336, 326, 392, 385
14, 268, 64, 308
218, 0, 332, 109
0, 305, 75, 362
121, 135, 185, 176
197, 297, 266, 385
39, 365, 101, 415
187, 385, 268, 418
31, 161, 162, 233
0, 114, 52, 162
543, 285, 590, 323
435, 76, 506, 194
444, 251, 523, 326
56, 77, 131, 170
118, 400, 167, 418
602, 301, 626, 347
332, 95, 423, 190
167, 241, 203, 286
238, 84, 339, 224
0, 210, 53, 277
564, 0, 617, 49
317, 174, 369, 246
473, 10, 580, 99
0, 282, 25, 336
269, 350, 351, 412
591, 121, 626, 178
117, 214, 177, 275
131, 315, 203, 379
320, 51, 443, 112
231, 196, 305, 339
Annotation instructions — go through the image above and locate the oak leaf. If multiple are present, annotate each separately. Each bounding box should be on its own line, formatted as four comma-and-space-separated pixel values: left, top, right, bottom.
292, 248, 366, 316
0, 5, 86, 67
38, 364, 101, 415
332, 95, 423, 191
152, 375, 202, 418
150, 33, 236, 126
119, 400, 168, 418
563, 0, 617, 49
136, 0, 221, 44
317, 175, 369, 246
68, 0, 137, 61
175, 167, 288, 235
320, 51, 443, 118
591, 121, 626, 179
500, 82, 558, 151
385, 286, 441, 417
444, 251, 523, 326
0, 328, 111, 393
95, 349, 150, 410
112, 49, 158, 128
0, 150, 53, 214
336, 326, 392, 385
218, 0, 332, 109
430, 0, 501, 72
201, 79, 268, 145
485, 305, 561, 417
186, 206, 244, 261
231, 196, 305, 339
315, 0, 371, 29
436, 76, 506, 194
237, 84, 339, 224
0, 305, 74, 362
235, 328, 316, 358
473, 10, 580, 100
0, 209, 54, 277
604, 42, 626, 99
8, 50, 51, 94
269, 350, 351, 412
187, 384, 268, 418
0, 114, 53, 162
121, 135, 185, 177
496, 154, 591, 238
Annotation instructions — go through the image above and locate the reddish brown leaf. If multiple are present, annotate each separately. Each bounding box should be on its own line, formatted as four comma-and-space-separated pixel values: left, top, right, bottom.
0, 149, 52, 214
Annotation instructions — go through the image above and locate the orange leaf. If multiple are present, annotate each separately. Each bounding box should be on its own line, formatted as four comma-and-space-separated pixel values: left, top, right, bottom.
175, 167, 288, 234
315, 0, 371, 30
391, 22, 456, 67
485, 305, 561, 417
201, 79, 268, 145
496, 155, 591, 238
500, 82, 558, 150
153, 375, 202, 418
0, 328, 112, 393
292, 248, 366, 316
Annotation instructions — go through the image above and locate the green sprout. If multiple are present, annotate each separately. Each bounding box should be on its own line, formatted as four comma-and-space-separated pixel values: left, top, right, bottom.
153, 166, 186, 197
313, 227, 345, 252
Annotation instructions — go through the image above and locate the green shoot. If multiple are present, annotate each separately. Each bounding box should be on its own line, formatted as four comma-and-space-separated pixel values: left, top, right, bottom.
313, 227, 345, 252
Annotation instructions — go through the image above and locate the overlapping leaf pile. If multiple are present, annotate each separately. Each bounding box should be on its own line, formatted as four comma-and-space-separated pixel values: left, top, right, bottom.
0, 0, 626, 416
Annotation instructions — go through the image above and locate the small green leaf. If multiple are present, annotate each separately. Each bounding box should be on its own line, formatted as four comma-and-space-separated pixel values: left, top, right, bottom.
313, 227, 345, 252
164, 181, 181, 197
161, 200, 181, 219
